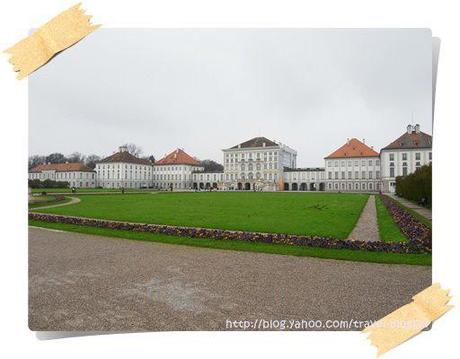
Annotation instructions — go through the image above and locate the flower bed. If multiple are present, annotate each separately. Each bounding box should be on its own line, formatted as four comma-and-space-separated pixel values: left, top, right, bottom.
29, 212, 431, 254
380, 194, 431, 246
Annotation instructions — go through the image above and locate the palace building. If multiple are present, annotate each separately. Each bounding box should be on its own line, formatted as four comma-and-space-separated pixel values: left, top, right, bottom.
283, 168, 326, 191
95, 146, 153, 189
28, 162, 96, 188
380, 124, 432, 193
324, 138, 381, 192
153, 148, 204, 190
221, 137, 297, 191
29, 124, 432, 193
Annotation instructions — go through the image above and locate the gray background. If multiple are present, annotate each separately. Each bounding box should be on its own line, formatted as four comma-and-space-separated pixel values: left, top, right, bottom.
29, 29, 432, 166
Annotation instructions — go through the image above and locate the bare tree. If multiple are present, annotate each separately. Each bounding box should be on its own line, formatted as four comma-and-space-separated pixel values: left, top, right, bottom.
85, 154, 101, 169
124, 143, 143, 157
28, 155, 46, 169
45, 153, 67, 164
200, 159, 224, 172
68, 152, 85, 163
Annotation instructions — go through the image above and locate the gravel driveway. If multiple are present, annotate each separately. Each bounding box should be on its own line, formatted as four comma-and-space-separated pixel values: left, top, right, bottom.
29, 227, 431, 331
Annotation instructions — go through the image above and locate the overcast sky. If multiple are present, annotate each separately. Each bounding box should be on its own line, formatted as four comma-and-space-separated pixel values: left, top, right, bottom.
29, 29, 432, 167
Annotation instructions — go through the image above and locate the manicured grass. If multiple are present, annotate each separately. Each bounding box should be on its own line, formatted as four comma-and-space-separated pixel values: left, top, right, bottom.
33, 192, 369, 239
375, 196, 407, 243
29, 220, 432, 266
31, 188, 153, 194
28, 195, 72, 209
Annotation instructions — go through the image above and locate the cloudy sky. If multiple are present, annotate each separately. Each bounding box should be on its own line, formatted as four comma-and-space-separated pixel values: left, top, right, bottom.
29, 29, 432, 167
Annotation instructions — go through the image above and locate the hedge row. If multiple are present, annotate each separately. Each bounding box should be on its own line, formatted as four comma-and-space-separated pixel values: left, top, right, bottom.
395, 164, 432, 207
29, 179, 70, 189
29, 212, 431, 254
380, 194, 431, 246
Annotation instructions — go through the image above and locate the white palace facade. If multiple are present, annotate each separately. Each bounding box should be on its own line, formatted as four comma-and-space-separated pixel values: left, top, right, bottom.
29, 124, 432, 193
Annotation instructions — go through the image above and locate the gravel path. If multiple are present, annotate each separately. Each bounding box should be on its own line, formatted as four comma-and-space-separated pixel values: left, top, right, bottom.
30, 196, 80, 210
348, 195, 380, 242
29, 227, 430, 331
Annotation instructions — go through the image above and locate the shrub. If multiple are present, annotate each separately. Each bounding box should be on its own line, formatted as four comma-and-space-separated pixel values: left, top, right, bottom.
395, 163, 431, 207
28, 179, 70, 189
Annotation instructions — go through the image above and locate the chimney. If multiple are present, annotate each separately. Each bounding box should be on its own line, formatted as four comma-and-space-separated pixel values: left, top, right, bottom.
362, 138, 365, 144
238, 144, 241, 148
347, 138, 350, 144
415, 124, 420, 133
407, 124, 413, 134
119, 145, 128, 153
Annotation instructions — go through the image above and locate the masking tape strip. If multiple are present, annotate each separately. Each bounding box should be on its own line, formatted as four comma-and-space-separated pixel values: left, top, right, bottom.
4, 3, 100, 79
363, 283, 453, 356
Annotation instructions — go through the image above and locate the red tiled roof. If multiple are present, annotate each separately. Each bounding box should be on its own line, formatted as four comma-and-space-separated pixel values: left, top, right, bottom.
325, 138, 379, 159
98, 151, 152, 165
230, 137, 279, 149
30, 163, 95, 173
156, 149, 200, 166
382, 131, 432, 150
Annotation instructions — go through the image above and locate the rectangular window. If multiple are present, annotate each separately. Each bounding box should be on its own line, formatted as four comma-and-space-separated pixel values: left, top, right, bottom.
328, 172, 332, 180
390, 167, 395, 177
402, 164, 408, 176
348, 171, 352, 179
389, 153, 394, 161
368, 160, 372, 166
355, 171, 359, 179
415, 153, 421, 160
334, 171, 338, 179
429, 152, 432, 160
376, 171, 380, 178
341, 171, 345, 179
362, 171, 366, 179
402, 153, 407, 161
369, 171, 373, 179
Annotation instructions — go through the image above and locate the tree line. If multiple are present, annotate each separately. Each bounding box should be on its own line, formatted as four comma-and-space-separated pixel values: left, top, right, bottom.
28, 143, 152, 170
29, 143, 224, 172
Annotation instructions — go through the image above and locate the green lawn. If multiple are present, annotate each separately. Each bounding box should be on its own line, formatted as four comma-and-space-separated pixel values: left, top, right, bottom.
29, 220, 431, 266
32, 192, 369, 239
31, 188, 153, 194
375, 196, 407, 243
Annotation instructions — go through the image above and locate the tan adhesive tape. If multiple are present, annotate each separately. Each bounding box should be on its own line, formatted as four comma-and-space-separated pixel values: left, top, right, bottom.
363, 283, 453, 356
4, 3, 100, 79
